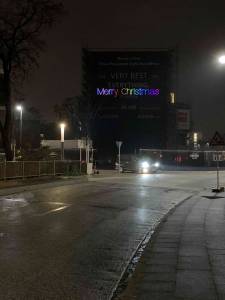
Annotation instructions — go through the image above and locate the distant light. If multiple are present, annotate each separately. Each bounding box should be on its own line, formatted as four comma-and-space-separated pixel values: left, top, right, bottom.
60, 123, 66, 143
154, 162, 160, 168
193, 132, 198, 143
170, 92, 175, 104
16, 105, 22, 111
218, 55, 225, 64
60, 123, 66, 129
141, 161, 150, 169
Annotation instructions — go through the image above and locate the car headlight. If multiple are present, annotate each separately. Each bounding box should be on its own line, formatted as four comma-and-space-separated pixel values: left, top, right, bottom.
141, 161, 150, 168
154, 162, 160, 168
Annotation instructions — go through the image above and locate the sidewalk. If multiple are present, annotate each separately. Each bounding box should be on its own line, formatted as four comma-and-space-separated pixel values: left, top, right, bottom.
118, 193, 225, 300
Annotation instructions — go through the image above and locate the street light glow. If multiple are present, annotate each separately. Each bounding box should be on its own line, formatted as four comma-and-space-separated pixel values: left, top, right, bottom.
16, 105, 23, 111
218, 55, 225, 64
60, 122, 66, 144
15, 105, 23, 151
60, 122, 66, 129
59, 122, 66, 160
193, 132, 198, 143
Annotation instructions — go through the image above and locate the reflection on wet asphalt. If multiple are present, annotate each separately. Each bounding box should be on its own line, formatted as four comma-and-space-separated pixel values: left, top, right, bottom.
0, 171, 215, 299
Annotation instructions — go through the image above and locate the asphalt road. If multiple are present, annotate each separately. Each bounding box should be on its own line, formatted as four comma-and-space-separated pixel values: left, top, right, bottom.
0, 170, 224, 299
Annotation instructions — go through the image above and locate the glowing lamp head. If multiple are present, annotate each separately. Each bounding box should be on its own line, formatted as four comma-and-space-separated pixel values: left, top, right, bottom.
59, 123, 66, 142
16, 105, 22, 111
154, 162, 160, 168
218, 55, 225, 64
193, 132, 198, 143
60, 123, 66, 129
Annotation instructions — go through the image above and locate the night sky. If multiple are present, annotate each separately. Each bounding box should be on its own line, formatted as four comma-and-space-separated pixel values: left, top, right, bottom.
23, 0, 225, 138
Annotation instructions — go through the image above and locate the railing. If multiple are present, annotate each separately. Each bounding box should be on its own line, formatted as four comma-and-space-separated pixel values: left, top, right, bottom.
139, 149, 225, 168
0, 160, 86, 180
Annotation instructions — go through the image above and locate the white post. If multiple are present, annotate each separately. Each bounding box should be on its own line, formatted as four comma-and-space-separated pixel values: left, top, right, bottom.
16, 105, 23, 151
79, 146, 82, 173
86, 137, 89, 163
216, 151, 220, 190
61, 141, 64, 160
217, 159, 220, 190
20, 108, 23, 149
118, 145, 121, 173
116, 141, 123, 173
60, 123, 66, 161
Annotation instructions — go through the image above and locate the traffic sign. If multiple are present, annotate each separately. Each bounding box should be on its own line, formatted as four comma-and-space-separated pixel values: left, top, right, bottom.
190, 152, 199, 160
213, 152, 224, 162
210, 131, 225, 146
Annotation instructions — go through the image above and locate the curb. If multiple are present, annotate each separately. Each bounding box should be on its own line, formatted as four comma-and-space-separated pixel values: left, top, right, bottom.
110, 192, 197, 299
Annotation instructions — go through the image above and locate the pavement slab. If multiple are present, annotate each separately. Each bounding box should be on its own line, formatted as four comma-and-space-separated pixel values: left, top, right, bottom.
118, 193, 225, 300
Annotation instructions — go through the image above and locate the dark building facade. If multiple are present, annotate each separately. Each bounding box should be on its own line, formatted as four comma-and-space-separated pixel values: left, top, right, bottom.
82, 48, 178, 160
175, 103, 191, 147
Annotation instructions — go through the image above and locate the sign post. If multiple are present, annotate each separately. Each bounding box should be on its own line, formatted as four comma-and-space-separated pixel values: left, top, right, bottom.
116, 141, 123, 173
210, 131, 225, 193
217, 158, 220, 191
213, 152, 222, 191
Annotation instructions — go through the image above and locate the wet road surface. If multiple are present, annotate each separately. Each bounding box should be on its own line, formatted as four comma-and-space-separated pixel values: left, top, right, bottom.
0, 171, 223, 299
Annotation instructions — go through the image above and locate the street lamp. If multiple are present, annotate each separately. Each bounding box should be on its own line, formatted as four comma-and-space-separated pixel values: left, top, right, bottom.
60, 123, 66, 160
193, 132, 198, 150
16, 105, 23, 150
218, 55, 225, 65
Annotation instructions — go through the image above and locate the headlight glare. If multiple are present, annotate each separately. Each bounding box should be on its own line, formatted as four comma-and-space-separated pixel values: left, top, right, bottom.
141, 161, 150, 168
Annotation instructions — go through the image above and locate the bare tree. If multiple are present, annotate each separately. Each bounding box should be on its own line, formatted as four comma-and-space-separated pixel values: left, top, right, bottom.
54, 95, 102, 140
54, 97, 81, 137
0, 0, 64, 160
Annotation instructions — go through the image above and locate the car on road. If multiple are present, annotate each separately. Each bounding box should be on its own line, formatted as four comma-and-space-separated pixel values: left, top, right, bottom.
115, 154, 161, 173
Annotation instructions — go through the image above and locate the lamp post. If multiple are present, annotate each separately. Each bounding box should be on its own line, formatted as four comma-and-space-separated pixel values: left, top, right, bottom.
193, 132, 198, 150
210, 55, 225, 192
16, 105, 23, 150
60, 123, 66, 160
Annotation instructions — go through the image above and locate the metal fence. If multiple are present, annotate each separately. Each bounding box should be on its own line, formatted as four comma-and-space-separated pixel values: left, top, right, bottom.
139, 149, 225, 169
0, 160, 85, 180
